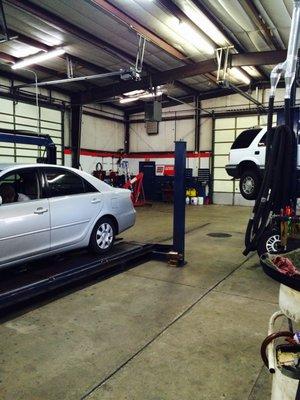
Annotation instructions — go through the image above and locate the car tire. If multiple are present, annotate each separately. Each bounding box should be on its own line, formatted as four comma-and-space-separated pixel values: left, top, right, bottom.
90, 217, 116, 254
257, 228, 285, 257
239, 169, 261, 200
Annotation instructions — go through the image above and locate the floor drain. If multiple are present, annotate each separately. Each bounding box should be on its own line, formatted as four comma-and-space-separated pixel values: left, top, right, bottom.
207, 232, 232, 238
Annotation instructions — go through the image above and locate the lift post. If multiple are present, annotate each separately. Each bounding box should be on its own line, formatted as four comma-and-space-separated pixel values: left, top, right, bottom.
173, 140, 186, 266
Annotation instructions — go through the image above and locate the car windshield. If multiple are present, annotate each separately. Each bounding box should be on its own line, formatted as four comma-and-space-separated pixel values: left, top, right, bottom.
231, 128, 261, 149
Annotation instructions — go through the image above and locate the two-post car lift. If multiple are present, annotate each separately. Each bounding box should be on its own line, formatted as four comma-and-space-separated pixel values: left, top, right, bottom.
0, 140, 187, 312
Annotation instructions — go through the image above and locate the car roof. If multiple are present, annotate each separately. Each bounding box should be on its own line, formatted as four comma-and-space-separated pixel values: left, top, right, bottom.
0, 163, 72, 171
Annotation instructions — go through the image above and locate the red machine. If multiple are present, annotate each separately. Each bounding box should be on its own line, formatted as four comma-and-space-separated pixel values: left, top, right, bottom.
123, 172, 147, 207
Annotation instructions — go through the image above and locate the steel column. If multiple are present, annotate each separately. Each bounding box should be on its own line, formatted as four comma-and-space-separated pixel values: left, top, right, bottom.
124, 113, 130, 153
70, 97, 82, 168
194, 96, 201, 152
173, 140, 186, 266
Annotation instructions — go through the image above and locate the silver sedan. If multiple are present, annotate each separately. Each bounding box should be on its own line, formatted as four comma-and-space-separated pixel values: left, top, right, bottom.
0, 164, 136, 270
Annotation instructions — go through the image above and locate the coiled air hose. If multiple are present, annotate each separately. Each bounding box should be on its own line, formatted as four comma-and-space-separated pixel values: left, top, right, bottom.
243, 98, 297, 255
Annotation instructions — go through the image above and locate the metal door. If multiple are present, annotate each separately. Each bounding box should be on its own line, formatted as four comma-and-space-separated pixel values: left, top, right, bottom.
139, 161, 156, 201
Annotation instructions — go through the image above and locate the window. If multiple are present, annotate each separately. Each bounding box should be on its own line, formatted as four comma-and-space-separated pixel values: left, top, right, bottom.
0, 169, 40, 204
44, 168, 85, 197
231, 129, 261, 149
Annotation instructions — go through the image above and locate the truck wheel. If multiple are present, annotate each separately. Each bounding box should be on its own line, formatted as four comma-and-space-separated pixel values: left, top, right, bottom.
257, 228, 285, 257
240, 169, 261, 200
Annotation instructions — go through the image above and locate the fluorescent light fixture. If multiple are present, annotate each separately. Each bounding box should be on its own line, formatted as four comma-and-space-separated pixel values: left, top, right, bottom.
229, 67, 251, 85
119, 97, 140, 104
123, 89, 145, 96
139, 90, 163, 99
170, 18, 214, 55
119, 90, 163, 104
180, 1, 228, 46
11, 48, 65, 70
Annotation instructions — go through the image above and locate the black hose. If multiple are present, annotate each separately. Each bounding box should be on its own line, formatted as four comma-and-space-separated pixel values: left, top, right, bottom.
244, 122, 297, 255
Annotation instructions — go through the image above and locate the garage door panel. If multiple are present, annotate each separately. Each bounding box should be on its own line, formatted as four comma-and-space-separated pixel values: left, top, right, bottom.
213, 180, 234, 192
214, 130, 235, 142
214, 155, 228, 167
213, 114, 263, 205
214, 142, 232, 154
214, 168, 231, 180
215, 118, 235, 129
0, 101, 63, 165
236, 116, 259, 128
0, 113, 13, 123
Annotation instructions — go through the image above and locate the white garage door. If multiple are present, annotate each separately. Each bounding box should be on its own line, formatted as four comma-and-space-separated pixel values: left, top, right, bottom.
212, 114, 276, 205
0, 99, 63, 165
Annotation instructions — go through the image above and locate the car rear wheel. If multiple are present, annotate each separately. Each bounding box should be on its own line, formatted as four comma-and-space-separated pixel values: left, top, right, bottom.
90, 217, 116, 254
239, 169, 261, 200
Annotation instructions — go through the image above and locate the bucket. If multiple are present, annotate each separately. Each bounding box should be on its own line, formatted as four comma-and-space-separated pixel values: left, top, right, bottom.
191, 197, 198, 205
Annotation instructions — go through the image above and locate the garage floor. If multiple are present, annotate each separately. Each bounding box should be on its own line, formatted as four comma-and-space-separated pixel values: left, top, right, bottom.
0, 204, 280, 400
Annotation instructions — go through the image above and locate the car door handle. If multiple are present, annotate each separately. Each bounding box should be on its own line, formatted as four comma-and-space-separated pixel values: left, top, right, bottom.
34, 207, 48, 215
91, 198, 101, 204
255, 150, 260, 155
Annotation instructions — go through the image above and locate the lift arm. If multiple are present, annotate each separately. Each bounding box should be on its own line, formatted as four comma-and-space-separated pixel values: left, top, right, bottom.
0, 129, 57, 164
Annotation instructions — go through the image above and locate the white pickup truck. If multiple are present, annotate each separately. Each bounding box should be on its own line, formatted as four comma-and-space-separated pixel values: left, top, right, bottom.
225, 126, 300, 200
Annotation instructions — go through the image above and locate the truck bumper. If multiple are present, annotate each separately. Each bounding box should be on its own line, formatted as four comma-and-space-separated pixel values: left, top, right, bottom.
225, 164, 239, 178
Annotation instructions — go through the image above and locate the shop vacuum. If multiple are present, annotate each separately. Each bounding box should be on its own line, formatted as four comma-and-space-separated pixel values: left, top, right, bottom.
243, 1, 300, 257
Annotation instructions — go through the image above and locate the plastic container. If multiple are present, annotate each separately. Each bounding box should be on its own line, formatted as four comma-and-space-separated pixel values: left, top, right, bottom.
198, 197, 204, 205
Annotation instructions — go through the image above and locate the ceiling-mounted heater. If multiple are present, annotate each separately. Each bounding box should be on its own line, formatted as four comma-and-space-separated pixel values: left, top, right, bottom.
145, 101, 162, 122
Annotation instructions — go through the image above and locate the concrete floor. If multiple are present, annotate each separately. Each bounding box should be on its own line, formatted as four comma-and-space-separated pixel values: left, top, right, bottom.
0, 204, 281, 400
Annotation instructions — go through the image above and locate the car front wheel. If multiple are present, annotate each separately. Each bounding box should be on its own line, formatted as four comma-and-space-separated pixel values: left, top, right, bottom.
90, 217, 116, 254
239, 169, 261, 200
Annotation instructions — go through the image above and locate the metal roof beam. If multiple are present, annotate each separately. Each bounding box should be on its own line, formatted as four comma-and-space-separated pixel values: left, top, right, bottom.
80, 50, 286, 104
192, 0, 268, 79
240, 0, 283, 50
5, 0, 199, 97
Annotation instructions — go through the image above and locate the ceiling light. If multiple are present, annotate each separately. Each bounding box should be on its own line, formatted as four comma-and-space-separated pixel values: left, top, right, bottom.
139, 90, 163, 99
180, 1, 228, 46
229, 67, 251, 85
170, 19, 214, 55
119, 97, 140, 104
123, 89, 145, 96
11, 48, 65, 70
119, 90, 164, 104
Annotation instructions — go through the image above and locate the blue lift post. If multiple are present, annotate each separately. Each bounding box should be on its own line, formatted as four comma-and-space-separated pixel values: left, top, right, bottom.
173, 140, 186, 266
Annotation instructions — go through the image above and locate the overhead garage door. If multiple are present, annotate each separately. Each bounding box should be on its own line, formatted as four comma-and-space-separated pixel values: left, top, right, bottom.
0, 99, 64, 165
212, 113, 277, 205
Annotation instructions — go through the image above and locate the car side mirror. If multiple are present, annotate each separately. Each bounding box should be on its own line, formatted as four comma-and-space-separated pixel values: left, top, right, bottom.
0, 195, 2, 206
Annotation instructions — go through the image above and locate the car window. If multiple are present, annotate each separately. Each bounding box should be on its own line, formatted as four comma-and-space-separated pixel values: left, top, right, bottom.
231, 129, 261, 149
44, 168, 87, 197
0, 169, 40, 205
